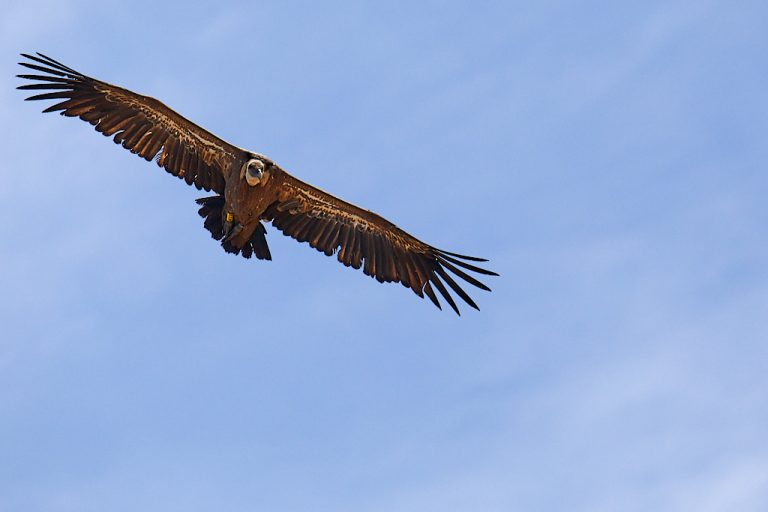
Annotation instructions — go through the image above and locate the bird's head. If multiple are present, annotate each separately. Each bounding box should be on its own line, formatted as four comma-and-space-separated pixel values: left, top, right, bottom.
241, 157, 272, 186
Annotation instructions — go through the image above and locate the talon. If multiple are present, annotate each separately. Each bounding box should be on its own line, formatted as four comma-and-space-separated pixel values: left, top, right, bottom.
223, 222, 243, 242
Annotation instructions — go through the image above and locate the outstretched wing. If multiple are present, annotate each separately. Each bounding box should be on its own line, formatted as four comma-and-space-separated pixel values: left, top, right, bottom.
264, 170, 498, 315
17, 52, 242, 193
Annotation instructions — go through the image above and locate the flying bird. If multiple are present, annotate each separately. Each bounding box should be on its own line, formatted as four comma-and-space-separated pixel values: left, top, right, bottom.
17, 52, 497, 314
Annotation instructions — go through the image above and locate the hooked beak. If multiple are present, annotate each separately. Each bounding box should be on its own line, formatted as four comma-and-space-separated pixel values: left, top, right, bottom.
246, 167, 263, 186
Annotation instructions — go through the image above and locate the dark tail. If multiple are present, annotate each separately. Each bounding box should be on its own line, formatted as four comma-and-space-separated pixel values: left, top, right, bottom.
196, 196, 272, 260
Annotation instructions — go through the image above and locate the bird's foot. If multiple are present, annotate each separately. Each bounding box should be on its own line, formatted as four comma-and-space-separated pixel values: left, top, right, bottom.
222, 221, 243, 242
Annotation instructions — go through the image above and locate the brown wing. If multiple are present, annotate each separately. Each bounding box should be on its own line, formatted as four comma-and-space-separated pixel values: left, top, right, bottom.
264, 170, 498, 315
17, 52, 242, 193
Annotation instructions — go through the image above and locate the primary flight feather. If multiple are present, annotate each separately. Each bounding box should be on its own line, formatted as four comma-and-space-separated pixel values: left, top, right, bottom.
17, 52, 497, 314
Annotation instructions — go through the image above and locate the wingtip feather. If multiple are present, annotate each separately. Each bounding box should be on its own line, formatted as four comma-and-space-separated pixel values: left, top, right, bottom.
437, 249, 490, 262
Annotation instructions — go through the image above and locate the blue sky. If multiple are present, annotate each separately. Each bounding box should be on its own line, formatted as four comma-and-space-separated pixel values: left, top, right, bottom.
1, 1, 767, 510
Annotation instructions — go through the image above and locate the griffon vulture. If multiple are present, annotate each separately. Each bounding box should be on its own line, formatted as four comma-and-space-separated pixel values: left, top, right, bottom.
17, 53, 497, 314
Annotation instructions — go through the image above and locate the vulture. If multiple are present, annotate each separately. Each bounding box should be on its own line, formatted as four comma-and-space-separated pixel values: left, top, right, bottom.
17, 52, 497, 314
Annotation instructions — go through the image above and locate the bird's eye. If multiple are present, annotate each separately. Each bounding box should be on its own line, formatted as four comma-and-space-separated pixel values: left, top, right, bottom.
246, 160, 265, 186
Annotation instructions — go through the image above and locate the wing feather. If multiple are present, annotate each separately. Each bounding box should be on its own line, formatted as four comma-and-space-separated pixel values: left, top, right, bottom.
264, 170, 497, 314
17, 52, 241, 194
422, 281, 442, 310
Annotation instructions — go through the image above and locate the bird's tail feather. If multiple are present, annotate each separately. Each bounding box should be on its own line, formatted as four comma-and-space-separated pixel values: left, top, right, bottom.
195, 195, 271, 260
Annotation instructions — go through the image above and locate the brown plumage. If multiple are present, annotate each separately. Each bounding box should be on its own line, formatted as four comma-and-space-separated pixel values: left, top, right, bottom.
18, 52, 497, 315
